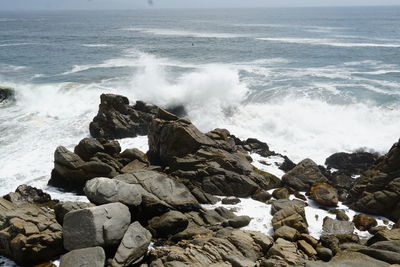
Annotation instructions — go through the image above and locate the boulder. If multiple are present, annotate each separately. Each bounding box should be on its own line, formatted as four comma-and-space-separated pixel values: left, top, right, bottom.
322, 217, 354, 235
298, 239, 317, 257
272, 188, 290, 199
111, 222, 152, 267
282, 159, 328, 191
224, 216, 252, 229
270, 199, 308, 215
310, 183, 339, 206
328, 209, 349, 221
367, 228, 400, 245
267, 238, 305, 266
274, 225, 299, 241
147, 112, 281, 198
84, 177, 142, 207
89, 94, 158, 139
3, 184, 54, 206
272, 205, 309, 233
74, 138, 105, 161
63, 202, 131, 250
54, 201, 95, 224
251, 190, 272, 203
60, 247, 105, 267
325, 152, 377, 175
221, 197, 241, 205
316, 247, 333, 261
353, 214, 378, 231
0, 198, 63, 266
357, 248, 400, 264
305, 251, 390, 267
147, 211, 189, 237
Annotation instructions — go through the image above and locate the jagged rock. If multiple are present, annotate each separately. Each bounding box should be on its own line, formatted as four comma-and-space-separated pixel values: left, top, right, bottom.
374, 139, 400, 174
63, 202, 131, 250
60, 247, 105, 267
320, 234, 360, 254
322, 217, 354, 235
272, 204, 309, 233
149, 230, 272, 266
89, 94, 158, 139
74, 138, 105, 161
115, 171, 199, 218
111, 222, 152, 267
367, 228, 400, 245
48, 146, 116, 192
221, 197, 241, 205
274, 225, 299, 241
310, 183, 338, 207
84, 177, 142, 206
147, 112, 280, 198
329, 172, 355, 191
305, 251, 390, 267
272, 187, 290, 199
251, 190, 272, 203
54, 201, 95, 224
3, 184, 54, 206
270, 199, 308, 215
282, 159, 328, 191
147, 211, 188, 237
190, 187, 219, 204
325, 152, 377, 175
298, 239, 317, 257
120, 148, 147, 162
0, 198, 63, 265
353, 214, 378, 231
267, 238, 305, 266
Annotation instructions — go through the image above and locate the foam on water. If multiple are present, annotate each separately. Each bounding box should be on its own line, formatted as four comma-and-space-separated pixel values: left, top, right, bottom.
121, 27, 248, 38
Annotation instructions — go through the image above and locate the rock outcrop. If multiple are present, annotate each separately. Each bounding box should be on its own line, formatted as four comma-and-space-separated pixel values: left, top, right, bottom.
59, 247, 105, 267
325, 151, 378, 175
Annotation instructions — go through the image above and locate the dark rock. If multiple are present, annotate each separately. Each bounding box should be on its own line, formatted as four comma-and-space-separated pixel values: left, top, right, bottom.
0, 198, 63, 266
225, 216, 251, 228
369, 240, 400, 254
320, 234, 360, 254
282, 159, 329, 191
63, 202, 131, 250
54, 201, 95, 225
89, 94, 157, 139
272, 187, 290, 199
120, 148, 147, 162
367, 228, 400, 245
111, 222, 152, 267
190, 187, 219, 204
102, 140, 121, 156
316, 247, 333, 261
60, 247, 105, 267
353, 214, 378, 231
279, 156, 296, 172
74, 138, 105, 161
215, 207, 237, 219
328, 209, 350, 221
329, 172, 355, 191
221, 197, 241, 205
251, 190, 272, 203
325, 152, 378, 175
310, 183, 339, 207
3, 184, 55, 207
148, 211, 189, 237
394, 219, 400, 229
357, 248, 400, 264
0, 86, 15, 105
368, 226, 388, 235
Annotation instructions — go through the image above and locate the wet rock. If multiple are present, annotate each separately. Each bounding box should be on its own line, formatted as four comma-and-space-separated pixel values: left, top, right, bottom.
148, 211, 188, 237
54, 201, 95, 224
60, 247, 105, 267
310, 183, 339, 207
272, 187, 290, 199
84, 177, 142, 206
3, 184, 54, 206
89, 94, 157, 139
316, 247, 333, 261
0, 86, 14, 105
63, 202, 131, 250
329, 172, 355, 191
251, 190, 272, 203
221, 197, 241, 205
0, 198, 63, 266
274, 225, 299, 241
353, 214, 378, 231
325, 152, 377, 175
111, 222, 152, 267
322, 217, 354, 235
282, 158, 328, 191
74, 138, 105, 161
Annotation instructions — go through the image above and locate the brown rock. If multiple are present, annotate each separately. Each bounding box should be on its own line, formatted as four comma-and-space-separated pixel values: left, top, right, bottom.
353, 214, 378, 231
310, 183, 339, 207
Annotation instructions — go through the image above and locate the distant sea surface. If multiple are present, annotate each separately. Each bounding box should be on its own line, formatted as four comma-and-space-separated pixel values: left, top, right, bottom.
0, 7, 400, 202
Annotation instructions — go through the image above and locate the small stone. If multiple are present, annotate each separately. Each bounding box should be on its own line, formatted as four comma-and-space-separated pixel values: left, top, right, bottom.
221, 197, 241, 205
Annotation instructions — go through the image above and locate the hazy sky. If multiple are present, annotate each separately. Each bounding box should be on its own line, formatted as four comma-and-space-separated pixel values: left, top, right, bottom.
1, 0, 400, 10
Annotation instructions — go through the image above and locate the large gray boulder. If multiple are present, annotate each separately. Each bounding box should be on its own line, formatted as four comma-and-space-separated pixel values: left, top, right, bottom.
54, 201, 95, 225
60, 246, 106, 267
322, 217, 354, 235
282, 158, 328, 191
63, 202, 131, 251
84, 177, 142, 206
111, 222, 152, 267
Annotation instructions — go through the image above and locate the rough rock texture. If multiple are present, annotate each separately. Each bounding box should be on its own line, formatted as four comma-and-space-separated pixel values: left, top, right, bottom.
0, 198, 63, 265
353, 214, 378, 231
267, 238, 305, 266
63, 202, 131, 251
325, 152, 378, 175
282, 159, 328, 191
148, 230, 274, 266
348, 139, 400, 221
271, 204, 309, 233
367, 228, 400, 245
84, 177, 142, 206
148, 211, 189, 237
147, 111, 281, 198
89, 94, 158, 139
310, 183, 339, 207
274, 225, 299, 241
59, 247, 105, 267
114, 170, 199, 218
322, 217, 354, 235
306, 251, 390, 267
3, 184, 55, 206
54, 201, 95, 225
111, 222, 152, 267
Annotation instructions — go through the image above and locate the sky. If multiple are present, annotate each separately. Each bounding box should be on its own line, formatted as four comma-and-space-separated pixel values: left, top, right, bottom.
1, 0, 400, 10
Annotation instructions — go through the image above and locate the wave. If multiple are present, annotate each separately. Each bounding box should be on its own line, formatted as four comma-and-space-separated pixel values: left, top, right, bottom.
257, 37, 400, 48
121, 27, 248, 38
0, 43, 37, 47
0, 64, 27, 72
81, 44, 114, 47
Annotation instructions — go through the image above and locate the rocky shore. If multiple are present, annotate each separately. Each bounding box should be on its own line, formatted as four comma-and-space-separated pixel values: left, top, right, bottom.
1, 93, 399, 267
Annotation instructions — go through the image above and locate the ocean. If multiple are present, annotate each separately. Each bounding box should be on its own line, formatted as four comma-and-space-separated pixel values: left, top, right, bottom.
1, 7, 400, 208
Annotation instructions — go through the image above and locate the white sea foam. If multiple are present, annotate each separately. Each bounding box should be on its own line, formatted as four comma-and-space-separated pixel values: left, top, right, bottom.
0, 43, 37, 47
257, 37, 400, 48
0, 64, 27, 72
121, 27, 248, 38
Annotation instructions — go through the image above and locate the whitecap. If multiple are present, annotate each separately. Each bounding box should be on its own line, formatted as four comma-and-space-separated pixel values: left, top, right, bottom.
121, 27, 248, 38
